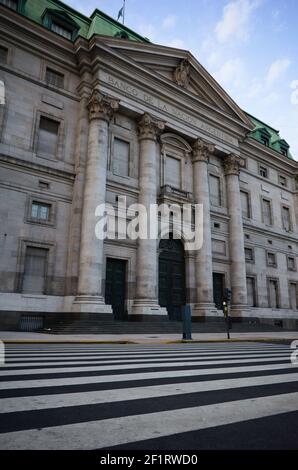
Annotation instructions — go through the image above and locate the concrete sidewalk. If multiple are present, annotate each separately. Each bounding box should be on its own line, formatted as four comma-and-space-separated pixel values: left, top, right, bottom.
0, 331, 297, 344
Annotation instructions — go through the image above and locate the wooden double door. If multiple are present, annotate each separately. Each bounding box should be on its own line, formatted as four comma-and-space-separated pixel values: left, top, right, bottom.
159, 237, 186, 321
105, 258, 127, 320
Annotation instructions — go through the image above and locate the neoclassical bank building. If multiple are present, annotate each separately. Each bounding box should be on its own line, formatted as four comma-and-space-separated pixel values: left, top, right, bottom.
0, 0, 298, 330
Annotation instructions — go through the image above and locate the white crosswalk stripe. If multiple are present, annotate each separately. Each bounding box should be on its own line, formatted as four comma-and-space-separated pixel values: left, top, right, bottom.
0, 342, 297, 449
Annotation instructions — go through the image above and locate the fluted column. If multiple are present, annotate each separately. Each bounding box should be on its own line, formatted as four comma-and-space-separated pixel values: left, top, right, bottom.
132, 113, 167, 317
224, 154, 247, 314
73, 89, 119, 313
192, 139, 217, 317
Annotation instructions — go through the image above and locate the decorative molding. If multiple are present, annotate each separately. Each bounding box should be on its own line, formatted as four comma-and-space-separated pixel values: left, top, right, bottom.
87, 89, 119, 122
192, 138, 215, 163
137, 112, 165, 141
223, 153, 245, 176
173, 59, 190, 88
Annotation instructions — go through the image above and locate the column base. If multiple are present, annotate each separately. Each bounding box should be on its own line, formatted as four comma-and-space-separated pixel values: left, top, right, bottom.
72, 295, 113, 314
131, 300, 168, 317
230, 305, 251, 318
192, 302, 218, 318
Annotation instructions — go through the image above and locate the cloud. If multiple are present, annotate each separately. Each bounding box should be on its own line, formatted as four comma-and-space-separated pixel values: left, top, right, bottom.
162, 15, 177, 30
266, 58, 291, 85
214, 58, 245, 88
166, 38, 185, 49
215, 0, 261, 43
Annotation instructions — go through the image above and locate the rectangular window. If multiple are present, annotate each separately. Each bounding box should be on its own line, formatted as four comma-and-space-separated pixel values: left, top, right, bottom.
246, 277, 256, 307
240, 190, 250, 218
268, 279, 279, 308
289, 283, 297, 309
37, 116, 59, 156
209, 175, 221, 206
0, 0, 18, 10
165, 155, 181, 189
31, 202, 51, 221
22, 247, 48, 294
113, 138, 130, 177
245, 247, 254, 262
279, 175, 287, 187
260, 136, 269, 146
45, 68, 64, 88
281, 206, 291, 231
267, 252, 277, 267
262, 198, 272, 226
259, 166, 268, 178
51, 21, 72, 40
287, 256, 296, 271
0, 45, 8, 64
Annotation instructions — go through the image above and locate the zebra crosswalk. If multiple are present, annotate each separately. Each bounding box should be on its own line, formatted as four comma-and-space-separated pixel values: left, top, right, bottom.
0, 342, 297, 449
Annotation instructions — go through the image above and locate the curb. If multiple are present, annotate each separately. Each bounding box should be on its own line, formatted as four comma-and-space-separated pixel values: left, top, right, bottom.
1, 338, 294, 345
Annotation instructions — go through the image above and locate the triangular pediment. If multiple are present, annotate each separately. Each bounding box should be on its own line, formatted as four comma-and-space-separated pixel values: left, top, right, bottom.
100, 39, 253, 128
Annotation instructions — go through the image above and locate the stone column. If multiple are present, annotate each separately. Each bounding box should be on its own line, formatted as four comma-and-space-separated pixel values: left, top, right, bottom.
73, 89, 119, 313
223, 153, 248, 315
131, 113, 167, 317
192, 139, 217, 317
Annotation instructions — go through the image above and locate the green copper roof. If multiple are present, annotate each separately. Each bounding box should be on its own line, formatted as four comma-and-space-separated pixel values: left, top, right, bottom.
21, 0, 149, 42
245, 112, 294, 160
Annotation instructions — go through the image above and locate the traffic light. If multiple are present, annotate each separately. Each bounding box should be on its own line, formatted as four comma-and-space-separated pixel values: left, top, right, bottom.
224, 288, 232, 302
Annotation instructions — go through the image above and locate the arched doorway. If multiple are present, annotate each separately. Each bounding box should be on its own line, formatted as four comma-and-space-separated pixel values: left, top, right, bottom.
159, 236, 186, 320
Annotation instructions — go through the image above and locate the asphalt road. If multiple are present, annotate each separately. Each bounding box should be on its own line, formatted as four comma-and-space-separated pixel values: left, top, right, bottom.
0, 342, 298, 450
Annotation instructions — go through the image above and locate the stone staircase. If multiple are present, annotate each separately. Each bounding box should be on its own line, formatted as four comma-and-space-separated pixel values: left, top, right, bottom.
42, 316, 285, 335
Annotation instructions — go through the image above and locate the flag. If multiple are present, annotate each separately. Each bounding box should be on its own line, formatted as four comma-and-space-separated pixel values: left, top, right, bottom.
117, 6, 124, 21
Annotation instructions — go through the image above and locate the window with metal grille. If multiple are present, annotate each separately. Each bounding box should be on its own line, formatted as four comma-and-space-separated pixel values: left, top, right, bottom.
259, 165, 268, 178
246, 277, 257, 307
240, 190, 250, 218
0, 45, 8, 64
22, 247, 48, 294
209, 175, 221, 206
267, 252, 277, 267
268, 279, 279, 308
281, 206, 291, 231
287, 256, 296, 271
262, 198, 272, 226
165, 155, 181, 189
51, 21, 72, 40
245, 247, 254, 262
0, 0, 18, 10
279, 175, 287, 187
113, 138, 130, 177
37, 116, 59, 156
45, 68, 64, 88
31, 202, 51, 221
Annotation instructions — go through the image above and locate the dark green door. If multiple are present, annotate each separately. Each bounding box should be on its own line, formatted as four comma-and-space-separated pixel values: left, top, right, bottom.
159, 237, 186, 320
105, 258, 127, 320
213, 272, 225, 309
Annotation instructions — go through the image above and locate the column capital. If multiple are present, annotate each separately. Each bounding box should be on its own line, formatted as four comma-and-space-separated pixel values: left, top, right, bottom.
138, 113, 165, 141
87, 89, 119, 122
223, 153, 245, 176
192, 138, 215, 163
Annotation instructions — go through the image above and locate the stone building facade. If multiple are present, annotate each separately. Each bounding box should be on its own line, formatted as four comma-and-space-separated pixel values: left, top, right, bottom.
0, 0, 298, 329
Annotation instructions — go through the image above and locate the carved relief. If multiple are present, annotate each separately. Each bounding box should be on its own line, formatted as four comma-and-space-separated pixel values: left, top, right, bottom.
87, 89, 119, 121
192, 138, 215, 163
223, 153, 245, 176
138, 112, 165, 141
173, 59, 190, 88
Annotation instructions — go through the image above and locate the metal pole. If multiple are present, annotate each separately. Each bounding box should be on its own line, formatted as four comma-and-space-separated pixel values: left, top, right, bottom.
123, 0, 126, 24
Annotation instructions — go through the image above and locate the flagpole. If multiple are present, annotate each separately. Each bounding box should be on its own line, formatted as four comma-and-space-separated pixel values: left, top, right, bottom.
123, 0, 126, 25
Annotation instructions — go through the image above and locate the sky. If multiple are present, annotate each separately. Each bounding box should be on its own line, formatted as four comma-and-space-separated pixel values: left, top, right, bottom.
67, 0, 298, 158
